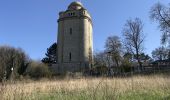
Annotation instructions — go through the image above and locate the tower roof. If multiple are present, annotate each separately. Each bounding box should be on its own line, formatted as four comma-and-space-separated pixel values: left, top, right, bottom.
68, 1, 84, 10
70, 1, 83, 6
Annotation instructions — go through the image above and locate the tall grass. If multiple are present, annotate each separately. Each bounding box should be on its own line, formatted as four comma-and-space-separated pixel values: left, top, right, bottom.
0, 75, 170, 100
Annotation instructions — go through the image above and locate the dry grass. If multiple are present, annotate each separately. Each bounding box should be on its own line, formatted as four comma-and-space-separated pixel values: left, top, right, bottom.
0, 75, 170, 100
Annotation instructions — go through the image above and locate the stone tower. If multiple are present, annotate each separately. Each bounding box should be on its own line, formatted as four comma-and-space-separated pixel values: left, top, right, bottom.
56, 1, 93, 73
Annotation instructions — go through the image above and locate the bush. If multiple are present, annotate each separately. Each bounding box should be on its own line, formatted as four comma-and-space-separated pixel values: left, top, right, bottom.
120, 59, 133, 72
26, 61, 51, 79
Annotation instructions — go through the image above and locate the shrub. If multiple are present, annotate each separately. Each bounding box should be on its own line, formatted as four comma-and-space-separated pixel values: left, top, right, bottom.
120, 58, 133, 72
26, 61, 51, 79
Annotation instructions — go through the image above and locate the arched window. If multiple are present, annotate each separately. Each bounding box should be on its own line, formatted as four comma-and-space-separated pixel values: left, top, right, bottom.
69, 52, 72, 61
70, 28, 72, 35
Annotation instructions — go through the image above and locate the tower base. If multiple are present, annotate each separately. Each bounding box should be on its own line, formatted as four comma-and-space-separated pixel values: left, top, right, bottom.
51, 62, 90, 74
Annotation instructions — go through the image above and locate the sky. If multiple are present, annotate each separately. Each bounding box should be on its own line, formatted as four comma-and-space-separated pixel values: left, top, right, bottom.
0, 0, 169, 60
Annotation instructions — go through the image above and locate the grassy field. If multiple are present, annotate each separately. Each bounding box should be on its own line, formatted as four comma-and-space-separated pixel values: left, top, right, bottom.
0, 75, 170, 100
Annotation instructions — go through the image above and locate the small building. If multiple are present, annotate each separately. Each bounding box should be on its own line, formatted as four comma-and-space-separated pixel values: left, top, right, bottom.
152, 59, 170, 67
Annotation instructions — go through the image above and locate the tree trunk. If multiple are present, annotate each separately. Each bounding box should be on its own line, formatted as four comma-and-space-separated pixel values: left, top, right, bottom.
137, 59, 143, 71
136, 53, 142, 72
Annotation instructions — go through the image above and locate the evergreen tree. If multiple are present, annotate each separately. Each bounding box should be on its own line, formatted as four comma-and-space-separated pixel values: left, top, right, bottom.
42, 43, 57, 64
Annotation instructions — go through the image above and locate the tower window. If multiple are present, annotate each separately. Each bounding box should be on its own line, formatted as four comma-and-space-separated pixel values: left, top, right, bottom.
69, 52, 72, 61
70, 28, 72, 35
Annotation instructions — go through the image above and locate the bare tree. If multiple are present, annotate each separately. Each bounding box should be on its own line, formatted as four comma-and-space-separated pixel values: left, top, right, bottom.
93, 52, 109, 75
0, 46, 29, 81
105, 36, 122, 67
152, 46, 169, 61
93, 52, 108, 68
123, 18, 145, 71
150, 2, 170, 44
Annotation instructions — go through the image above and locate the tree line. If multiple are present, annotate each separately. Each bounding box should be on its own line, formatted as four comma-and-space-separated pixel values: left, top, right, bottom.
93, 2, 170, 75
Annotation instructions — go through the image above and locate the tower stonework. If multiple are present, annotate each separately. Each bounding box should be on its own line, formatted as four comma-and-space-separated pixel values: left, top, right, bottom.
56, 2, 93, 73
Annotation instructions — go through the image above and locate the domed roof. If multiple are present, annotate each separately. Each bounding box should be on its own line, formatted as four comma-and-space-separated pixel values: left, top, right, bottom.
70, 1, 83, 6
68, 1, 84, 10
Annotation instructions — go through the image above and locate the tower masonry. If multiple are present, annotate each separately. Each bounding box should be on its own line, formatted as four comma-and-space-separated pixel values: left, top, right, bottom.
56, 1, 93, 73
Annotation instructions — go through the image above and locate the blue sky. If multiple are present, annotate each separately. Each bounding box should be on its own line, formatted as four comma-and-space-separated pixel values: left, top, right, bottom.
0, 0, 169, 60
